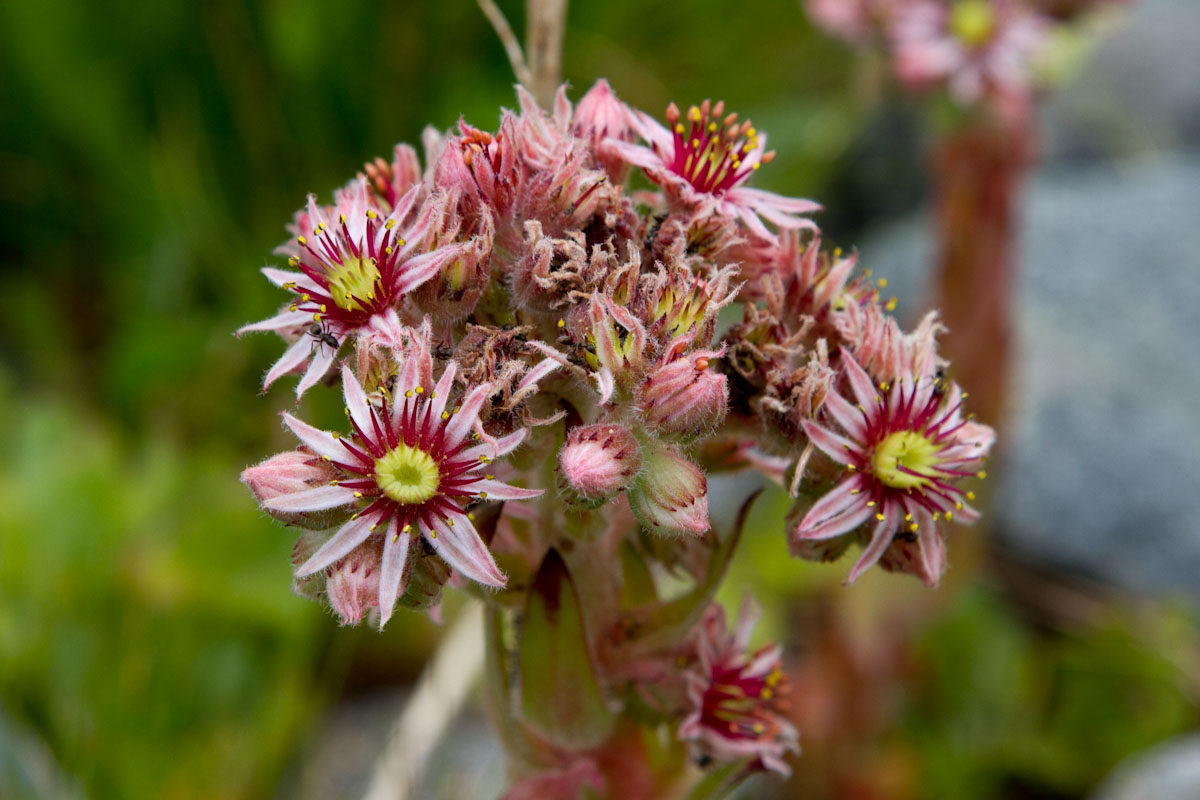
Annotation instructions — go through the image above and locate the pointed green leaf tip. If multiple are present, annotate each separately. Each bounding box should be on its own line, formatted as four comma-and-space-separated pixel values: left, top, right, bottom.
519, 549, 615, 748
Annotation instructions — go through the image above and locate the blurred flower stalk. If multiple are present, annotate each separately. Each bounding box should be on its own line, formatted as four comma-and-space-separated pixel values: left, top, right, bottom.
238, 78, 995, 797
807, 0, 1132, 426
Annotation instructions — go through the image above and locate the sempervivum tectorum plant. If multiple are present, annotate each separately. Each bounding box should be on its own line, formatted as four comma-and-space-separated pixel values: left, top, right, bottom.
255, 332, 541, 626
792, 349, 994, 585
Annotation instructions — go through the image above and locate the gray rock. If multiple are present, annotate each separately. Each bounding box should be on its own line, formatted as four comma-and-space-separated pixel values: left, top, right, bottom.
1091, 733, 1200, 800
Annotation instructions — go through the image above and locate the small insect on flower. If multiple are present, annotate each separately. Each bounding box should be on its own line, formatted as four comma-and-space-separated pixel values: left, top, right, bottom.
306, 320, 341, 354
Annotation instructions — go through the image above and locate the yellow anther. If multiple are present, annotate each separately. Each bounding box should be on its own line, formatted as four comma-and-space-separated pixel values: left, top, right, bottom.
312, 313, 322, 322
945, 511, 954, 521
402, 524, 412, 533
747, 127, 756, 137
332, 432, 341, 439
353, 491, 363, 498
319, 304, 327, 312
467, 512, 475, 521
691, 138, 700, 148
339, 214, 346, 224
977, 470, 987, 479
866, 501, 876, 507
689, 106, 700, 121
967, 491, 976, 500
385, 219, 395, 230
878, 278, 888, 288
708, 122, 717, 132
876, 513, 885, 521
397, 238, 406, 247
297, 236, 307, 246
441, 411, 450, 420
909, 522, 918, 532
384, 246, 392, 255
415, 386, 424, 394
479, 491, 488, 499
322, 455, 331, 462
300, 293, 310, 301
288, 256, 299, 267
405, 390, 413, 398
485, 474, 494, 480
674, 123, 684, 134
557, 319, 565, 328
288, 304, 298, 312
752, 162, 760, 171
367, 210, 377, 219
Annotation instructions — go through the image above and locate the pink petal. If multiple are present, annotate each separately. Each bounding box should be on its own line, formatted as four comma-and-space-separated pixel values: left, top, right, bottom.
427, 361, 457, 422
261, 267, 321, 294
237, 309, 311, 336
795, 500, 873, 542
263, 337, 310, 390
516, 357, 560, 395
265, 484, 358, 514
797, 478, 866, 533
443, 383, 493, 446
377, 518, 411, 629
425, 513, 505, 587
823, 390, 867, 441
840, 348, 880, 410
459, 428, 528, 462
282, 413, 347, 462
295, 345, 336, 399
340, 364, 375, 443
799, 420, 860, 465
846, 504, 900, 584
296, 512, 380, 577
474, 479, 543, 501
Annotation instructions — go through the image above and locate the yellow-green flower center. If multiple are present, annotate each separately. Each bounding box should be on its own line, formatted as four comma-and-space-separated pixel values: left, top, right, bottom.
375, 444, 440, 505
327, 255, 381, 313
872, 431, 942, 490
951, 0, 997, 48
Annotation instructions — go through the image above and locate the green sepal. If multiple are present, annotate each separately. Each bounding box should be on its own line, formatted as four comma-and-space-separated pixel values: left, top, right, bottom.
519, 549, 616, 748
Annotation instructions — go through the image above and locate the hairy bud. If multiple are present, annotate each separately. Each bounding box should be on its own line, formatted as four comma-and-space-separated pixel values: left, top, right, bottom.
638, 348, 729, 437
326, 543, 382, 626
628, 442, 710, 535
558, 423, 642, 504
573, 79, 634, 183
242, 451, 339, 530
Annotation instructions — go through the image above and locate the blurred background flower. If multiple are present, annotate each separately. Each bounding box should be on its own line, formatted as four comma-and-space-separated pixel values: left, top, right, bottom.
1, 0, 1197, 798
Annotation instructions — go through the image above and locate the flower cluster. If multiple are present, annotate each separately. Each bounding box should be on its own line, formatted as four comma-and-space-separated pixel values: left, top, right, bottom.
240, 81, 993, 786
805, 0, 1125, 108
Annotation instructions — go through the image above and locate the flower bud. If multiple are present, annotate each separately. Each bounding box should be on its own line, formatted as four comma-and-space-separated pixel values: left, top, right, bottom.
628, 443, 710, 535
242, 451, 339, 529
638, 349, 728, 437
558, 423, 642, 504
573, 79, 634, 183
398, 547, 452, 612
325, 543, 382, 626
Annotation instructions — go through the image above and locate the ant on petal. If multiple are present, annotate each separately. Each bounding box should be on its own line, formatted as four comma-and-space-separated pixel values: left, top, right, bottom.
306, 320, 341, 355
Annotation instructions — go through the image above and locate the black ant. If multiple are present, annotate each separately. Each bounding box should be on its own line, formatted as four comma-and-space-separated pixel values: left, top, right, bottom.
306, 320, 340, 354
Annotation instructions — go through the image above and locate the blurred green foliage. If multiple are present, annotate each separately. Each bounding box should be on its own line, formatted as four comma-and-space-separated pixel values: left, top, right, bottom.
0, 0, 1194, 798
